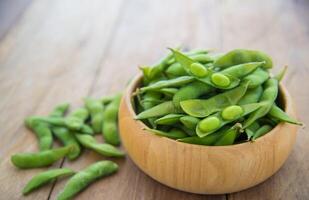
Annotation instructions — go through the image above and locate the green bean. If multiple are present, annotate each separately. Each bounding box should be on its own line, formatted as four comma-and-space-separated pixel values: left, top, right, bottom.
238, 86, 263, 105
173, 81, 213, 109
243, 68, 269, 88
154, 114, 184, 125
171, 48, 241, 89
140, 76, 195, 93
180, 83, 248, 118
102, 94, 122, 145
145, 128, 187, 139
52, 127, 81, 160
49, 103, 70, 118
166, 63, 187, 78
180, 116, 200, 130
75, 134, 124, 157
252, 125, 273, 140
135, 101, 181, 119
243, 78, 278, 128
178, 126, 228, 145
11, 146, 73, 169
213, 49, 273, 69
57, 161, 118, 200
244, 121, 260, 140
268, 104, 302, 125
84, 98, 104, 134
23, 168, 75, 195
196, 103, 261, 137
214, 125, 241, 146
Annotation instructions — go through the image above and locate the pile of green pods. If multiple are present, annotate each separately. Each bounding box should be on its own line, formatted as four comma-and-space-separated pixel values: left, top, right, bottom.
134, 48, 302, 146
11, 94, 124, 199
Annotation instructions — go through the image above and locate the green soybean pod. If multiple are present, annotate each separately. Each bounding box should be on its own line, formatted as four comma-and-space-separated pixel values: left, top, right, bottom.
196, 103, 261, 137
180, 116, 200, 130
252, 125, 273, 140
158, 88, 179, 97
268, 105, 302, 125
135, 101, 181, 120
213, 49, 273, 69
238, 86, 263, 105
25, 117, 53, 151
75, 134, 124, 157
65, 107, 89, 130
102, 94, 122, 146
145, 128, 187, 139
173, 81, 213, 109
243, 68, 269, 88
178, 126, 228, 145
214, 125, 240, 146
220, 61, 265, 78
180, 83, 248, 118
84, 98, 104, 134
140, 76, 195, 93
52, 127, 81, 160
170, 48, 241, 89
49, 103, 70, 118
243, 78, 279, 128
11, 146, 73, 169
57, 161, 118, 200
23, 168, 75, 195
166, 62, 187, 78
274, 66, 288, 81
154, 114, 184, 125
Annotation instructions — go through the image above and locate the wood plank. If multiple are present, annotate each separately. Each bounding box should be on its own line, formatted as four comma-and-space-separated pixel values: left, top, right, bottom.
0, 0, 124, 199
220, 0, 309, 199
50, 0, 225, 199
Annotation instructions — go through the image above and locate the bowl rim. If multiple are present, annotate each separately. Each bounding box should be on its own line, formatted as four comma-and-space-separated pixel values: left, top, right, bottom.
124, 73, 294, 149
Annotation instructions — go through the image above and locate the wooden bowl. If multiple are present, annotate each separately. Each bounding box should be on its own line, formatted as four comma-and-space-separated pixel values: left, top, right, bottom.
119, 74, 299, 194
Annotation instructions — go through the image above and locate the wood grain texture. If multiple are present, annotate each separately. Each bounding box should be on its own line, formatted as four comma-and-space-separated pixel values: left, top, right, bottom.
0, 0, 308, 199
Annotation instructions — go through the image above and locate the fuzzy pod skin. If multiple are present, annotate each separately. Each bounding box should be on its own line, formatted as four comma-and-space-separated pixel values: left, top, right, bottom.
65, 107, 89, 130
75, 134, 124, 157
23, 168, 75, 195
268, 104, 302, 125
11, 146, 73, 169
84, 98, 104, 133
243, 68, 269, 89
102, 94, 122, 145
52, 127, 81, 160
220, 61, 264, 78
213, 49, 273, 69
57, 161, 118, 200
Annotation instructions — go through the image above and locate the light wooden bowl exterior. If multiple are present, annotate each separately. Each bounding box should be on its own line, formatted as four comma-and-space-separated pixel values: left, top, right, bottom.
119, 74, 299, 194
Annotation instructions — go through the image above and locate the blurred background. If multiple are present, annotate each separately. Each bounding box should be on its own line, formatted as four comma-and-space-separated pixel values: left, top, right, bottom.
0, 0, 308, 199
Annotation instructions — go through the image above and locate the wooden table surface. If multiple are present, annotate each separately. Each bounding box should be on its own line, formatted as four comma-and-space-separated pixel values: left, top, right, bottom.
0, 0, 308, 199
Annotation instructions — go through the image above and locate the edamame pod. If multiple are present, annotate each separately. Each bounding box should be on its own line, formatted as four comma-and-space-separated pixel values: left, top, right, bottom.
154, 114, 184, 125
75, 134, 124, 157
244, 121, 260, 140
52, 127, 81, 160
243, 68, 269, 89
180, 83, 248, 118
84, 98, 104, 134
49, 103, 70, 118
180, 116, 200, 130
11, 146, 74, 169
214, 49, 273, 69
135, 101, 181, 119
102, 94, 122, 145
214, 125, 241, 146
65, 108, 89, 130
243, 78, 279, 128
166, 62, 187, 78
268, 104, 302, 125
238, 86, 263, 105
23, 168, 75, 195
252, 125, 273, 140
196, 103, 261, 137
220, 62, 265, 78
57, 161, 118, 200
